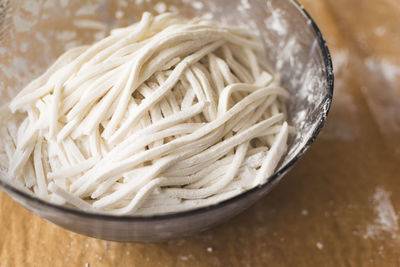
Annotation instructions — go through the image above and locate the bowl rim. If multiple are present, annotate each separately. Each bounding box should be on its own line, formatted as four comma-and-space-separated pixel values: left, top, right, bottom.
0, 0, 334, 222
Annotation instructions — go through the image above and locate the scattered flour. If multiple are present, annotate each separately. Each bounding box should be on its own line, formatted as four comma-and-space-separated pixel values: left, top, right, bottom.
19, 42, 29, 53
55, 30, 77, 42
236, 0, 251, 14
379, 62, 400, 85
115, 10, 124, 19
154, 2, 167, 14
118, 0, 128, 7
21, 1, 41, 16
364, 187, 399, 239
240, 0, 251, 10
332, 50, 348, 75
365, 57, 400, 85
0, 47, 8, 56
60, 0, 69, 8
202, 12, 214, 20
168, 5, 179, 14
374, 26, 387, 37
192, 1, 204, 10
264, 9, 288, 36
94, 31, 107, 41
12, 15, 33, 32
43, 0, 58, 9
361, 57, 400, 134
75, 2, 99, 16
276, 37, 301, 70
73, 19, 107, 30
179, 256, 188, 261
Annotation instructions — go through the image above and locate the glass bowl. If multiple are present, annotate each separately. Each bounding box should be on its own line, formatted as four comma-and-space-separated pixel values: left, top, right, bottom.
0, 0, 333, 242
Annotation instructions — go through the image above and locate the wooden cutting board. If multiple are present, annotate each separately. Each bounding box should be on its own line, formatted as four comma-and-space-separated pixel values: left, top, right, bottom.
1, 0, 400, 266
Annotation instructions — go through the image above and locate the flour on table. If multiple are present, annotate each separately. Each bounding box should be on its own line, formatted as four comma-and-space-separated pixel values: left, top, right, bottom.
75, 2, 99, 16
73, 19, 107, 31
374, 26, 387, 37
364, 187, 399, 239
12, 14, 34, 32
332, 50, 349, 75
361, 57, 400, 134
154, 2, 167, 14
191, 1, 204, 10
365, 57, 400, 85
301, 209, 308, 216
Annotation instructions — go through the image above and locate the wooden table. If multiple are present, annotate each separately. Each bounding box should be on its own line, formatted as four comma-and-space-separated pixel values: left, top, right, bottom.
1, 0, 400, 266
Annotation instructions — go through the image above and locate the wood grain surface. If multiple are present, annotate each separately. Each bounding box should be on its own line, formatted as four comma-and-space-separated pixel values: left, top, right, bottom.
1, 0, 400, 266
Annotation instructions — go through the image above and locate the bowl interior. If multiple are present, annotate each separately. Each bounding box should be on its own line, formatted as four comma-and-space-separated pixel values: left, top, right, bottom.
0, 0, 332, 239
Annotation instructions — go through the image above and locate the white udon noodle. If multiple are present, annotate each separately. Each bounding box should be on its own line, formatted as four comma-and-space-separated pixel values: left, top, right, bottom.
0, 12, 291, 215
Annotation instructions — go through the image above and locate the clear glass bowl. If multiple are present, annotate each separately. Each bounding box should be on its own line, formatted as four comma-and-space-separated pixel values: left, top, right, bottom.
0, 0, 333, 242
